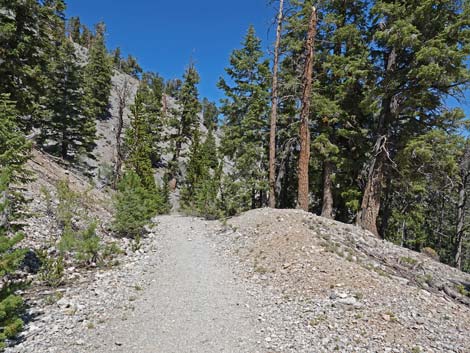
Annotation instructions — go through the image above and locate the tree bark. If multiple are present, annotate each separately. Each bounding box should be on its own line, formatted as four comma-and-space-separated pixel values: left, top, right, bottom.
268, 0, 284, 208
455, 140, 470, 269
113, 78, 130, 189
321, 160, 334, 218
356, 138, 386, 237
357, 47, 397, 237
297, 6, 317, 212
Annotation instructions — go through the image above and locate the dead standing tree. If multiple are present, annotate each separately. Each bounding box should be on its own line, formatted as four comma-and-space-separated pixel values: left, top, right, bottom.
113, 77, 131, 188
268, 0, 285, 208
297, 5, 317, 212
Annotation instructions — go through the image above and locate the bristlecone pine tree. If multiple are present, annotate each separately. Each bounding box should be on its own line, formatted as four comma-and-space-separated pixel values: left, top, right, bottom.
218, 25, 271, 214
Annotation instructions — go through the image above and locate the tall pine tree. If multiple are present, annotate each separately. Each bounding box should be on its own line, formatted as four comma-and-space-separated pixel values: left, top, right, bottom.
83, 22, 113, 121
218, 26, 271, 213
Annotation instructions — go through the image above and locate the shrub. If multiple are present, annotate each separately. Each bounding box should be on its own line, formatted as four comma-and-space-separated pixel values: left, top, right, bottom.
38, 251, 64, 288
421, 247, 439, 261
54, 181, 102, 265
113, 171, 162, 238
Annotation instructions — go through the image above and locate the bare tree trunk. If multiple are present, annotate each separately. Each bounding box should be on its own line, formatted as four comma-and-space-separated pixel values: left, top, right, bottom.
455, 140, 470, 269
321, 160, 334, 218
113, 78, 130, 188
268, 0, 284, 208
0, 189, 7, 228
297, 6, 317, 212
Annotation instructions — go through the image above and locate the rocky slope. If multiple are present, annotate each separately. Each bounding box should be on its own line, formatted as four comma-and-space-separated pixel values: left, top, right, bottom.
7, 208, 470, 353
218, 208, 470, 352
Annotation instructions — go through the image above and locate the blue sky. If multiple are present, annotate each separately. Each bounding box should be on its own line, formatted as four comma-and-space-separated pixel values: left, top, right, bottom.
66, 0, 468, 116
66, 0, 276, 103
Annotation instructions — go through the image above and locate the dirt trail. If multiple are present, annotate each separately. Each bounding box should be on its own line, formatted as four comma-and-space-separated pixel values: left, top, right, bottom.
86, 215, 261, 353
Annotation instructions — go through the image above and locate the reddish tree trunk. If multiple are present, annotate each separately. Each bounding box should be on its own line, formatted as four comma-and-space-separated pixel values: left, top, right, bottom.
297, 6, 317, 212
268, 0, 284, 208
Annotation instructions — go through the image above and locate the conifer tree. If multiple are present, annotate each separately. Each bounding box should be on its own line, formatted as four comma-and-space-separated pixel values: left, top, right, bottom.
168, 64, 201, 181
218, 25, 271, 212
181, 127, 221, 218
112, 47, 122, 69
40, 35, 93, 159
357, 0, 470, 236
0, 171, 26, 349
80, 25, 93, 48
124, 91, 169, 214
139, 72, 166, 166
121, 55, 143, 79
113, 171, 157, 238
201, 98, 218, 130
83, 22, 113, 121
0, 95, 31, 184
0, 0, 48, 129
0, 94, 30, 349
67, 16, 81, 42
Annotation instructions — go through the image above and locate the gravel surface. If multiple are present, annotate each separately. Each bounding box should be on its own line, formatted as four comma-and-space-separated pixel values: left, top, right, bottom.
81, 215, 261, 353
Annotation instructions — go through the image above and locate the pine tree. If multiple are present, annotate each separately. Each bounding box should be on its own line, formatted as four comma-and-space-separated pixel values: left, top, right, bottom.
357, 0, 470, 236
0, 94, 30, 349
218, 25, 271, 212
139, 72, 166, 167
0, 94, 31, 184
181, 127, 221, 218
113, 171, 157, 238
297, 5, 317, 212
40, 36, 92, 159
67, 16, 81, 42
0, 0, 48, 129
168, 64, 202, 181
201, 98, 218, 130
83, 22, 112, 121
124, 91, 169, 214
80, 25, 93, 48
112, 47, 122, 69
121, 55, 143, 79
0, 171, 26, 349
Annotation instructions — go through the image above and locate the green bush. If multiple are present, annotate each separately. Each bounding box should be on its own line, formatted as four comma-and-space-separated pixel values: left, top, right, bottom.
54, 181, 102, 265
38, 251, 64, 288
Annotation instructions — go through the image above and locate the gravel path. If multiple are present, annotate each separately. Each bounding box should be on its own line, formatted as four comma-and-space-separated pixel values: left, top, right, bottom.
86, 215, 261, 353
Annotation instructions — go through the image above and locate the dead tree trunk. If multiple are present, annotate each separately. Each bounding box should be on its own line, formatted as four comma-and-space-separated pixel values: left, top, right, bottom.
268, 0, 284, 208
113, 78, 130, 188
297, 5, 317, 212
321, 160, 334, 218
455, 140, 470, 269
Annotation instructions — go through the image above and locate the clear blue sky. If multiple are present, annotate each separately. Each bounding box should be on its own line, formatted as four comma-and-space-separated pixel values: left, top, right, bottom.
66, 0, 276, 103
66, 0, 468, 116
